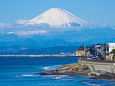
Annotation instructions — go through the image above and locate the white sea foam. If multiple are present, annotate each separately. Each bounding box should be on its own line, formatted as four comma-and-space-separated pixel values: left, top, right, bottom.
17, 74, 40, 77
84, 82, 102, 86
42, 66, 61, 71
21, 74, 34, 77
42, 67, 50, 70
41, 75, 68, 78
53, 77, 61, 79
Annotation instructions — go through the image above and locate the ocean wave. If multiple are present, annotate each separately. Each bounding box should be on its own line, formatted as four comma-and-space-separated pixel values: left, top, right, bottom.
53, 76, 76, 80
43, 75, 71, 80
53, 76, 62, 79
41, 75, 68, 77
42, 67, 50, 70
42, 66, 61, 71
41, 75, 68, 80
84, 82, 102, 86
16, 74, 40, 77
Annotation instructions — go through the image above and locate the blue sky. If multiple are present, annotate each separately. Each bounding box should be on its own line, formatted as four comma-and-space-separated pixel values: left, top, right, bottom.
0, 0, 115, 25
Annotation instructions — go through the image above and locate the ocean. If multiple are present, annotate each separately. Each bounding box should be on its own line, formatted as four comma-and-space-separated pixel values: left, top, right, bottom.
0, 57, 115, 86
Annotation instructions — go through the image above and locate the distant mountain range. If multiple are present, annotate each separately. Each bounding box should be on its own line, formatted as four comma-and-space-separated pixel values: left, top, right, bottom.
0, 8, 115, 54
0, 46, 80, 55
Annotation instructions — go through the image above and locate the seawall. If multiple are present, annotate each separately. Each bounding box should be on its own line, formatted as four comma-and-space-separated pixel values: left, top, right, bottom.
78, 58, 115, 73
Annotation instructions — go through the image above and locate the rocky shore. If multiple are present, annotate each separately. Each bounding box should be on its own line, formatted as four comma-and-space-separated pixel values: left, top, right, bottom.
35, 63, 115, 81
35, 63, 90, 76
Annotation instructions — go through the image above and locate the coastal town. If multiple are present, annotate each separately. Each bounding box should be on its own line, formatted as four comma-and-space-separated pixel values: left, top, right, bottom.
37, 43, 115, 81
76, 43, 115, 61
76, 43, 115, 76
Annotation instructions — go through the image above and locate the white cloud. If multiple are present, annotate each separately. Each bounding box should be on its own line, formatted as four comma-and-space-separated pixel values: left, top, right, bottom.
7, 32, 14, 34
15, 30, 47, 35
40, 30, 47, 33
0, 23, 11, 28
16, 20, 29, 24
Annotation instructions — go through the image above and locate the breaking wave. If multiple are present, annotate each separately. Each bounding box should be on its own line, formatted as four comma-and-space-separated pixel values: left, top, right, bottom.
42, 66, 62, 71
16, 74, 40, 77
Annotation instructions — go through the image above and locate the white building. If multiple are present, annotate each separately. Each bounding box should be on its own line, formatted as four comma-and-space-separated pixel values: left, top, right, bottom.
108, 43, 115, 53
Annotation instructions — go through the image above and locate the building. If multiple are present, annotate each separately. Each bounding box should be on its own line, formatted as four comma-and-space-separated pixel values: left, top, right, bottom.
108, 43, 115, 53
76, 43, 110, 59
90, 43, 108, 58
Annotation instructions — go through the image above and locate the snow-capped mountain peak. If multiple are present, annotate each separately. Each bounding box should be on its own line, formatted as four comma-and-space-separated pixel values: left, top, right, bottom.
20, 8, 91, 28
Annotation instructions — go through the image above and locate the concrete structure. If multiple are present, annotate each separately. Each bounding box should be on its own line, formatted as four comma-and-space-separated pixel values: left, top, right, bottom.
108, 43, 115, 53
78, 58, 115, 73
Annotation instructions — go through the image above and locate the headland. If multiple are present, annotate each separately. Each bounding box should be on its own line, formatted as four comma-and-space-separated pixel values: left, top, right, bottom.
35, 57, 115, 81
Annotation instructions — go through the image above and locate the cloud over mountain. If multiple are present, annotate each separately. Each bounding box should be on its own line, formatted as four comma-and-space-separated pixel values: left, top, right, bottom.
0, 8, 106, 36
0, 8, 114, 47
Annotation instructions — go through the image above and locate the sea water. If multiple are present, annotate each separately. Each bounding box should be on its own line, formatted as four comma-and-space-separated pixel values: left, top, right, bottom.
0, 57, 115, 86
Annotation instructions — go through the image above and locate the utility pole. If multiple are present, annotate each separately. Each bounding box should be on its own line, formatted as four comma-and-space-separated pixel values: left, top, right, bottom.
104, 41, 107, 59
102, 42, 106, 59
83, 43, 86, 58
105, 41, 107, 54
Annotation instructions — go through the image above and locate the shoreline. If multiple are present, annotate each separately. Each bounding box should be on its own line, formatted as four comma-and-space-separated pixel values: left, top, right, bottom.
35, 63, 115, 81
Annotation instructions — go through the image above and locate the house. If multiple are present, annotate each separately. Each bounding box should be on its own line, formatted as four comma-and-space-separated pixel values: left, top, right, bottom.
76, 43, 109, 59
90, 43, 108, 58
108, 43, 115, 53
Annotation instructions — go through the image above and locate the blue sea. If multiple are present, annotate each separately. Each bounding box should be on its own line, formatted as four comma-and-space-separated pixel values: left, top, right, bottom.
0, 57, 115, 86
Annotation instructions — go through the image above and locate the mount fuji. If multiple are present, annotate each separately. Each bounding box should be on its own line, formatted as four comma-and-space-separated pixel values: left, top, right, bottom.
17, 8, 93, 28
0, 8, 114, 54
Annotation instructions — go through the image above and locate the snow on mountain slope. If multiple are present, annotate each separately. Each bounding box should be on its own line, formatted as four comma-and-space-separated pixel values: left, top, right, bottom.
19, 8, 91, 28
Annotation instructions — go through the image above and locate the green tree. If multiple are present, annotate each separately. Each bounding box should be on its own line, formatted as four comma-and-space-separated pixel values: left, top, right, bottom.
110, 49, 115, 54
